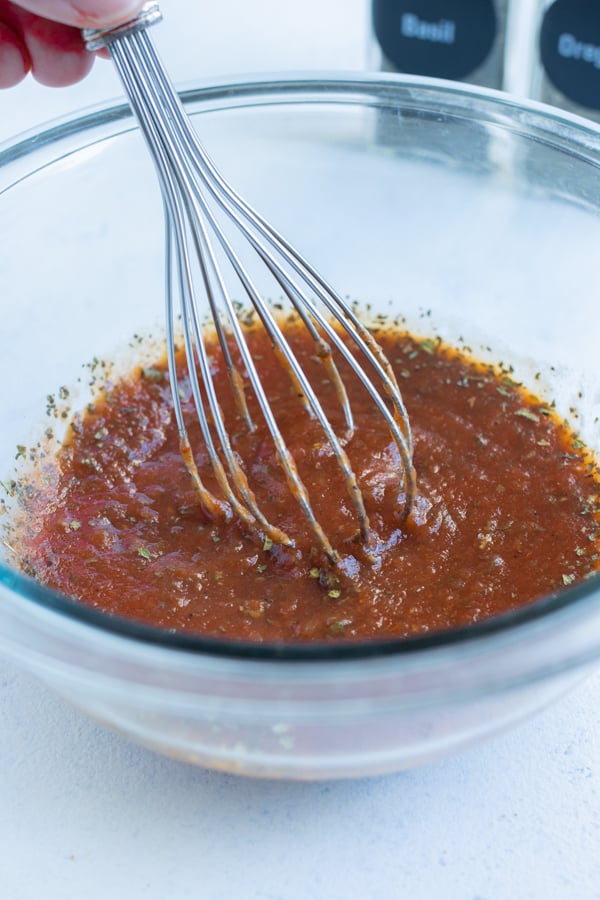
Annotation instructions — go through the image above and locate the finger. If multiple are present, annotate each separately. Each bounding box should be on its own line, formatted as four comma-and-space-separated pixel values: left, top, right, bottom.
12, 0, 145, 30
0, 20, 30, 87
23, 15, 94, 86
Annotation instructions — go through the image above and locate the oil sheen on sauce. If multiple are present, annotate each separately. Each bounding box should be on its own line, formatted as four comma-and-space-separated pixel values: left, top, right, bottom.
8, 319, 600, 642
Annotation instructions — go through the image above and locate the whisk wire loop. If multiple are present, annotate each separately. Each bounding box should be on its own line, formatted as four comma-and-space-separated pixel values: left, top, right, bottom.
137, 37, 415, 466
111, 35, 303, 548
83, 4, 416, 562
107, 31, 345, 557
129, 29, 415, 478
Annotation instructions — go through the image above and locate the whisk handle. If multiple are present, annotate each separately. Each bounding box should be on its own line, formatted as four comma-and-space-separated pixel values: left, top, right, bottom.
82, 0, 162, 51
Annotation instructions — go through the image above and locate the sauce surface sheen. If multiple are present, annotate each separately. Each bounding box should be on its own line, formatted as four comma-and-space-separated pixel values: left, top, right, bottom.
10, 321, 600, 642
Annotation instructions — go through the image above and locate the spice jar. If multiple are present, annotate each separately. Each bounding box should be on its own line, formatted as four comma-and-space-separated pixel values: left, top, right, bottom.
526, 0, 600, 122
369, 0, 509, 89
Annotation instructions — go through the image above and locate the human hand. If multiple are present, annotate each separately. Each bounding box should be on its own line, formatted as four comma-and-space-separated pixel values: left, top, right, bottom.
0, 0, 144, 88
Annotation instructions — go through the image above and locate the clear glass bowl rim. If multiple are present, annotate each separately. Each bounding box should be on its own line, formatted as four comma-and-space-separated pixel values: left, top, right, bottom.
2, 71, 600, 664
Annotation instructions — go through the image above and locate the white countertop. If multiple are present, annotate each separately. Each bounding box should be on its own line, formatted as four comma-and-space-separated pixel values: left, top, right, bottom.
1, 2, 599, 898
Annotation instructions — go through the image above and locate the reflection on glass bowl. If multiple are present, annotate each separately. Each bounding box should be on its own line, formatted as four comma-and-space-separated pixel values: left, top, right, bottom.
1, 74, 600, 779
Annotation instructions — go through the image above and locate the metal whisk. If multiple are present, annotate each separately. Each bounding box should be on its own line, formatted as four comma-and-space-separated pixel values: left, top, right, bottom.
83, 1, 415, 563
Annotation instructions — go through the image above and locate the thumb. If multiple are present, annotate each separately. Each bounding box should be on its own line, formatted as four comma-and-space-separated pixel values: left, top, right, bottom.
13, 0, 146, 30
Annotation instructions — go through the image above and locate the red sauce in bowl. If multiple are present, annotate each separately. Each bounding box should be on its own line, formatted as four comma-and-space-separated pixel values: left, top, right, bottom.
8, 321, 600, 642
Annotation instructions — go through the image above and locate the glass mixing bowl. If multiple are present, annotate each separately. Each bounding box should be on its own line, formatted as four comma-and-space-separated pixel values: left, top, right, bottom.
1, 74, 600, 779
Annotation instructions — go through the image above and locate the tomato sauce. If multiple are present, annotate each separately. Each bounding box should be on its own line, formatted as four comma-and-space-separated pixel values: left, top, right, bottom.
9, 320, 600, 641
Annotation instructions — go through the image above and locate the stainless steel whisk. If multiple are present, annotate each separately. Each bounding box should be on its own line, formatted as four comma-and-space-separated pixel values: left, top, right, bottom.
83, 1, 415, 563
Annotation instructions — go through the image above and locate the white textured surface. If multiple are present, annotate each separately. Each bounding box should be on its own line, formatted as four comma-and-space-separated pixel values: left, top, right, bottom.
0, 657, 599, 900
0, 2, 599, 898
